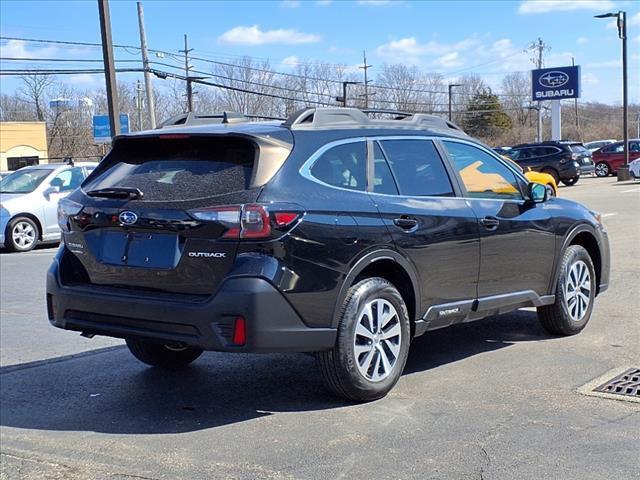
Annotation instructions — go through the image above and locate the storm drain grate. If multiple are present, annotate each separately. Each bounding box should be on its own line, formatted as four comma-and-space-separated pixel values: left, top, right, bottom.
579, 366, 640, 403
593, 368, 640, 398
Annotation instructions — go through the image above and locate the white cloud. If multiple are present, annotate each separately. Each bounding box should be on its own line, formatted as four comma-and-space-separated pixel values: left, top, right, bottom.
585, 59, 621, 68
218, 25, 321, 45
69, 73, 101, 86
281, 55, 299, 67
582, 72, 599, 86
375, 37, 479, 65
280, 0, 300, 7
434, 52, 462, 68
577, 36, 589, 44
0, 39, 58, 58
518, 0, 615, 14
316, 0, 332, 4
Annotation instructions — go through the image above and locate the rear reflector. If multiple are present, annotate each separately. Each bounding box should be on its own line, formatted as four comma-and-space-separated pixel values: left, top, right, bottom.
232, 317, 247, 345
274, 212, 299, 227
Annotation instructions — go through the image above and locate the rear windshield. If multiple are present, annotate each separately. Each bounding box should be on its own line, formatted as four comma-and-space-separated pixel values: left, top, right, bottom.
569, 145, 588, 153
84, 136, 256, 201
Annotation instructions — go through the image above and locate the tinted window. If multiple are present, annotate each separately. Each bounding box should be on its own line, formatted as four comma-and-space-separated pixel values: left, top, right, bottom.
372, 142, 398, 195
84, 137, 256, 202
380, 139, 453, 197
310, 141, 366, 191
51, 167, 84, 192
443, 141, 522, 200
630, 142, 640, 152
0, 168, 51, 194
603, 143, 624, 153
509, 148, 529, 160
569, 145, 587, 153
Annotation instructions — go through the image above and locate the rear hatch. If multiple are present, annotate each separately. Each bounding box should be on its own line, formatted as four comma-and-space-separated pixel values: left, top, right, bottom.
61, 132, 292, 296
568, 143, 593, 166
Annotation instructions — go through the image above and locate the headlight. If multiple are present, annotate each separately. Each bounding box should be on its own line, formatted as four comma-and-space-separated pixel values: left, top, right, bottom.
57, 198, 83, 232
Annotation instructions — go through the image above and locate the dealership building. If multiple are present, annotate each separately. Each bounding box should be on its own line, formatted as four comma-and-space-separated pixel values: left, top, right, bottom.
0, 122, 49, 171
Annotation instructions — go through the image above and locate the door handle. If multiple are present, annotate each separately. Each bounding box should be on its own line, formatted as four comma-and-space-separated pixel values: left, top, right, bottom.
393, 217, 418, 231
480, 216, 500, 231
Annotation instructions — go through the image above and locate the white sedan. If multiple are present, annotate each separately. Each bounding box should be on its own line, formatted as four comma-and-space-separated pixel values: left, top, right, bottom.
629, 158, 640, 179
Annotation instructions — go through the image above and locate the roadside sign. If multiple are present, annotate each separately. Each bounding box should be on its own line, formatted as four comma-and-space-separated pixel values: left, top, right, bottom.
531, 65, 580, 101
93, 114, 130, 143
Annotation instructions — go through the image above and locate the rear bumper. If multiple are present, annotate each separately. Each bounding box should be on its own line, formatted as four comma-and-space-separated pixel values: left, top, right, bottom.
579, 164, 595, 175
46, 258, 336, 353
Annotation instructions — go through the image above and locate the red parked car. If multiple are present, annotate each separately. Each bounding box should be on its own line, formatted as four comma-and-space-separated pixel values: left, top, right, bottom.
593, 139, 640, 177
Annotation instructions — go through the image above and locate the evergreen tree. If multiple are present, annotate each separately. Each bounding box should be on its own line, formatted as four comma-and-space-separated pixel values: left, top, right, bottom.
461, 89, 512, 140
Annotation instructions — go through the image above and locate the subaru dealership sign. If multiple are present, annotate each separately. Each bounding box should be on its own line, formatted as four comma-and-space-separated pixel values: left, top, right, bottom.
93, 114, 130, 143
531, 65, 580, 101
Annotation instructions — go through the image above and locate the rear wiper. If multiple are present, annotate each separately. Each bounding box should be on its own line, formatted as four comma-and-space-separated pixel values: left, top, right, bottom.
86, 187, 144, 200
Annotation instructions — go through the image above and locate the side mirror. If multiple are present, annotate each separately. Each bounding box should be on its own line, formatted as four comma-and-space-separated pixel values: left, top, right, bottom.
43, 185, 60, 197
527, 182, 547, 203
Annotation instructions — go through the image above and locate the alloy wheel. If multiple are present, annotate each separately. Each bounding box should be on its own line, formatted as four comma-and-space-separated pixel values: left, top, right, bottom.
353, 298, 402, 382
12, 221, 36, 250
564, 260, 591, 322
595, 163, 609, 177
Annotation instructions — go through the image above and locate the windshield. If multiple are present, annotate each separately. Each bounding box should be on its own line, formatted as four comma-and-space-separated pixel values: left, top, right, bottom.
570, 145, 588, 153
0, 169, 52, 194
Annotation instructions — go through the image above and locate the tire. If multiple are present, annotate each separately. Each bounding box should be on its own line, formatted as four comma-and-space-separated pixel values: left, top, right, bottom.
541, 168, 559, 184
537, 245, 596, 336
316, 277, 411, 402
595, 162, 610, 177
545, 184, 556, 197
126, 339, 202, 368
5, 216, 39, 252
561, 177, 579, 186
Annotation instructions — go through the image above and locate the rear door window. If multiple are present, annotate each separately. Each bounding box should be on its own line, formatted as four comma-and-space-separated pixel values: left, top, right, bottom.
310, 141, 366, 191
379, 139, 454, 197
83, 137, 257, 201
372, 142, 398, 195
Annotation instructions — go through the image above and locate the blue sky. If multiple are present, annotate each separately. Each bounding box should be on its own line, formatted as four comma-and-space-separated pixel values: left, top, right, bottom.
1, 0, 638, 104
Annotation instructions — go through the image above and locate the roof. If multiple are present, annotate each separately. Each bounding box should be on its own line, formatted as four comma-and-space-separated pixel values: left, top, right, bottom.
18, 162, 98, 171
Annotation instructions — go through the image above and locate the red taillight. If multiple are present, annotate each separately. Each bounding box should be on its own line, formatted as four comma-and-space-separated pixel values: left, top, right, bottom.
188, 204, 301, 240
274, 212, 299, 227
232, 317, 246, 345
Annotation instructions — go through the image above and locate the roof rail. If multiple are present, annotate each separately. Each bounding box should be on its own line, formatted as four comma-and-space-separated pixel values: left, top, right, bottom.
283, 107, 467, 135
158, 111, 285, 128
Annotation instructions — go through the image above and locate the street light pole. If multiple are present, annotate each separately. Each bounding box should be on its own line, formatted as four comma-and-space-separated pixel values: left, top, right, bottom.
596, 10, 629, 180
448, 83, 462, 121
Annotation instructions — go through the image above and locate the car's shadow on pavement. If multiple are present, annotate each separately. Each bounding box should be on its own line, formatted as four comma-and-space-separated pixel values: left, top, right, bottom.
0, 310, 553, 434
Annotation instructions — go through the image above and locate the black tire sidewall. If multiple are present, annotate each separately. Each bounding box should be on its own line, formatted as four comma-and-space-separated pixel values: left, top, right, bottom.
6, 217, 39, 252
333, 278, 411, 401
554, 246, 596, 333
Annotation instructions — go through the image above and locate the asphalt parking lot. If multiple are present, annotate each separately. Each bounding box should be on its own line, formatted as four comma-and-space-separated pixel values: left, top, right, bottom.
1, 176, 638, 480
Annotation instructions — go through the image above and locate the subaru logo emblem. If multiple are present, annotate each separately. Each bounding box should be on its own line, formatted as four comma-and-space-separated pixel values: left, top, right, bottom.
119, 211, 138, 225
539, 71, 569, 88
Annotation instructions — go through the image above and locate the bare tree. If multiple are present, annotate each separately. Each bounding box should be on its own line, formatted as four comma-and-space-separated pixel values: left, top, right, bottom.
18, 73, 55, 121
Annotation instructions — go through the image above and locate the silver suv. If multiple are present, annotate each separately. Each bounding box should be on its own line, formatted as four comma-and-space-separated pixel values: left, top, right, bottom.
0, 162, 97, 252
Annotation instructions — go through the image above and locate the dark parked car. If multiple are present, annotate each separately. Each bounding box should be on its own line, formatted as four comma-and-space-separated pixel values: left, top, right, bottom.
592, 139, 640, 177
47, 108, 610, 401
508, 141, 594, 185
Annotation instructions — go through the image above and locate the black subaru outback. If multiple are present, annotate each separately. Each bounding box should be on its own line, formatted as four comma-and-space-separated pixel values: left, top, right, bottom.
48, 108, 610, 401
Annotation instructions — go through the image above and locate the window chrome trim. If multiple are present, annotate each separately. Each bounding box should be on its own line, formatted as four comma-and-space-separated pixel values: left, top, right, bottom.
299, 134, 531, 202
298, 137, 368, 194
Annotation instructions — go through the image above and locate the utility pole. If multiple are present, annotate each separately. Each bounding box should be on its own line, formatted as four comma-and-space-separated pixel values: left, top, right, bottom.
572, 57, 581, 141
135, 80, 144, 130
359, 50, 372, 109
137, 1, 156, 128
448, 83, 462, 121
180, 34, 194, 112
97, 0, 120, 138
530, 38, 549, 142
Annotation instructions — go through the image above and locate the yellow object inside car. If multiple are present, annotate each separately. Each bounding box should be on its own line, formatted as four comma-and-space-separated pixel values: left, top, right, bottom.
459, 160, 519, 195
501, 155, 558, 196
